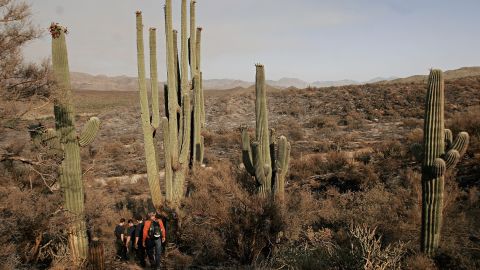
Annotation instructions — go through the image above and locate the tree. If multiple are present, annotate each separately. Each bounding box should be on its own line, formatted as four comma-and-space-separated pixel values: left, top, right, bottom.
0, 0, 52, 126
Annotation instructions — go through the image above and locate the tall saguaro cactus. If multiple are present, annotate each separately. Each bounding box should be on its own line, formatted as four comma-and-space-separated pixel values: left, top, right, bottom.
135, 12, 162, 209
136, 0, 205, 208
49, 23, 100, 263
241, 64, 291, 199
163, 0, 192, 206
421, 69, 469, 255
190, 1, 205, 165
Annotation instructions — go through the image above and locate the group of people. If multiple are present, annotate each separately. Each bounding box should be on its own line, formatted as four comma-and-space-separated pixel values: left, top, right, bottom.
114, 212, 166, 269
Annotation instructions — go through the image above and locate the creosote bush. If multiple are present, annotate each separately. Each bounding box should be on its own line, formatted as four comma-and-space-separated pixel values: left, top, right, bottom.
174, 161, 316, 267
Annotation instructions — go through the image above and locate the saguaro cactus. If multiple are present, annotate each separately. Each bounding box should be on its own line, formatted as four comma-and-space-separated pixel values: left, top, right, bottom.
135, 12, 162, 209
136, 0, 205, 208
421, 69, 469, 255
241, 64, 291, 199
163, 0, 192, 206
190, 1, 205, 165
49, 23, 100, 263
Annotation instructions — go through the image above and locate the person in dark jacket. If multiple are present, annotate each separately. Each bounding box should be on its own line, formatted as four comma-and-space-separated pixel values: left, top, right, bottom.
134, 215, 146, 267
114, 218, 127, 261
126, 219, 136, 260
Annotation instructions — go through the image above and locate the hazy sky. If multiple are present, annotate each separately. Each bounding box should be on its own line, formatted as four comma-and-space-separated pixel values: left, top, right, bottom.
23, 0, 480, 82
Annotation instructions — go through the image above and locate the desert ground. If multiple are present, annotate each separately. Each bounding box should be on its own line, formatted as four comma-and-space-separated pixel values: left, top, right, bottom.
2, 72, 479, 269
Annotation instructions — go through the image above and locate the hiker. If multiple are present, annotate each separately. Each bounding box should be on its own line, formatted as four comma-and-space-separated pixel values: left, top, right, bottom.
126, 219, 136, 260
142, 212, 166, 269
134, 215, 146, 267
114, 218, 128, 261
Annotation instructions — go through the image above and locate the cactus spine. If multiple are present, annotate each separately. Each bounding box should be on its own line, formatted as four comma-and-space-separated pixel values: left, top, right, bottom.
241, 64, 291, 198
421, 69, 469, 255
50, 23, 100, 263
135, 12, 162, 209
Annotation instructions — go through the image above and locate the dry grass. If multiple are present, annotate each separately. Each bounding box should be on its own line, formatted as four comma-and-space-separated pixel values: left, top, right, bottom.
1, 75, 480, 268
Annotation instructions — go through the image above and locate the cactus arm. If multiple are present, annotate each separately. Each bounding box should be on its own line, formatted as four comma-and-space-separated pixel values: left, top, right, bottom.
135, 12, 162, 209
164, 84, 169, 119
190, 27, 205, 164
173, 30, 182, 107
149, 28, 160, 129
165, 0, 179, 169
173, 29, 184, 145
179, 93, 191, 164
443, 131, 469, 169
277, 136, 291, 176
269, 128, 277, 179
200, 71, 205, 128
199, 135, 204, 163
443, 149, 460, 169
241, 127, 255, 176
450, 132, 469, 156
195, 27, 202, 72
274, 136, 290, 201
432, 158, 446, 177
444, 129, 453, 149
162, 117, 173, 202
252, 142, 266, 185
78, 117, 100, 147
192, 73, 203, 165
189, 0, 197, 78
180, 0, 189, 92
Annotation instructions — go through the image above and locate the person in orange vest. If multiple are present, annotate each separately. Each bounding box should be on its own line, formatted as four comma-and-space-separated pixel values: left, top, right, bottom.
142, 212, 166, 269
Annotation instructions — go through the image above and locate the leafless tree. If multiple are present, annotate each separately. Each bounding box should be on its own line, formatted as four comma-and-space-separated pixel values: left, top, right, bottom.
0, 0, 53, 125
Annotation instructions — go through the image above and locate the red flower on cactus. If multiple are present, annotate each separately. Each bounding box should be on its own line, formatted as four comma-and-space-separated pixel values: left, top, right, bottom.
49, 22, 68, 39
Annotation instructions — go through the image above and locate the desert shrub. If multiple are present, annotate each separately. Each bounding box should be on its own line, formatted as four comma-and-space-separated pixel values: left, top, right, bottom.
103, 141, 125, 158
340, 111, 366, 130
0, 187, 74, 268
176, 161, 316, 267
277, 117, 305, 141
277, 102, 304, 117
288, 127, 305, 141
264, 224, 406, 270
347, 224, 406, 270
354, 150, 373, 164
403, 118, 423, 129
406, 254, 438, 270
304, 115, 338, 130
289, 152, 349, 183
449, 106, 480, 156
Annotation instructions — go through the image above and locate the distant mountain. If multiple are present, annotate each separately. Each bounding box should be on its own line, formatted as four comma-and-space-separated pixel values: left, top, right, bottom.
311, 79, 359, 88
71, 72, 138, 91
382, 67, 480, 84
70, 67, 480, 91
366, 76, 398, 84
202, 79, 252, 90
267, 77, 309, 89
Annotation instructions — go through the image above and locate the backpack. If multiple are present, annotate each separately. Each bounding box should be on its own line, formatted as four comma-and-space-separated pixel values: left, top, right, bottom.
148, 221, 162, 239
130, 224, 137, 239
